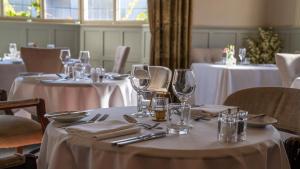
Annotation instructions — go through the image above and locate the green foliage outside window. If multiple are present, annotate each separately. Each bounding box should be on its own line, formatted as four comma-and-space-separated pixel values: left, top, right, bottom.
3, 0, 41, 18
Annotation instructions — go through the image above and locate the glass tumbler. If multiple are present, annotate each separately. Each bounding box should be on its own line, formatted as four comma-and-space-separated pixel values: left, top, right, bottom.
167, 103, 191, 135
73, 63, 85, 81
218, 110, 238, 143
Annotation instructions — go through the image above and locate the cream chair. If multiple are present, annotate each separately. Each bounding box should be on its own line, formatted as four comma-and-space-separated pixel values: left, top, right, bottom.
189, 48, 224, 65
275, 53, 300, 87
224, 87, 300, 136
20, 47, 63, 73
148, 66, 172, 92
112, 46, 130, 74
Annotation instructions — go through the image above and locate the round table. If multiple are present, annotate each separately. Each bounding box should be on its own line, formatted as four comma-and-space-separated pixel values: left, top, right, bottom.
38, 106, 290, 169
8, 75, 136, 113
191, 63, 282, 105
0, 61, 25, 92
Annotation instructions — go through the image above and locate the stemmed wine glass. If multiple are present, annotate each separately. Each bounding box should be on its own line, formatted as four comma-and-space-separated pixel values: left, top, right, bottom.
172, 69, 196, 127
130, 64, 151, 118
79, 51, 91, 65
60, 49, 71, 76
9, 43, 17, 56
239, 48, 246, 64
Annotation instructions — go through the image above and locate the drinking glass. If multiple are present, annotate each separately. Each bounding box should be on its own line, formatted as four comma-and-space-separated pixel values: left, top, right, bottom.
79, 51, 91, 65
172, 69, 196, 106
72, 63, 85, 81
60, 49, 71, 76
237, 110, 248, 141
9, 43, 17, 55
167, 103, 191, 135
239, 48, 246, 63
130, 64, 151, 118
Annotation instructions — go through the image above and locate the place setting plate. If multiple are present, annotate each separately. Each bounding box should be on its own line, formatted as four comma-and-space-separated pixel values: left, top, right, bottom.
247, 114, 278, 128
105, 73, 129, 80
45, 111, 89, 123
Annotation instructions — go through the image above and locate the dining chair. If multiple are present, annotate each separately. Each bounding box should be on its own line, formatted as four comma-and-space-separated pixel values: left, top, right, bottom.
0, 89, 48, 153
189, 48, 224, 65
284, 136, 300, 169
148, 66, 172, 92
223, 87, 300, 136
275, 53, 300, 87
20, 47, 63, 73
0, 89, 13, 115
112, 46, 130, 74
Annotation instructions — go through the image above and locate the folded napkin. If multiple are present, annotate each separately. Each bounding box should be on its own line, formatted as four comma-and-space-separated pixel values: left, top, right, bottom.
65, 120, 141, 140
191, 105, 236, 117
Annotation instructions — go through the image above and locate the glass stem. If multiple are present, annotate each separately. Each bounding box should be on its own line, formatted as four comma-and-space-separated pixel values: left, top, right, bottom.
137, 91, 143, 113
64, 64, 67, 75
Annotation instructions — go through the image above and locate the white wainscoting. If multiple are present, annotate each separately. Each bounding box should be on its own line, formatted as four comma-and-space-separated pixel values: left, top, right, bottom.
0, 21, 80, 57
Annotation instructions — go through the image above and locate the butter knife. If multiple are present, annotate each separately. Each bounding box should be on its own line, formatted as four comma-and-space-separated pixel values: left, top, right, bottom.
115, 132, 167, 147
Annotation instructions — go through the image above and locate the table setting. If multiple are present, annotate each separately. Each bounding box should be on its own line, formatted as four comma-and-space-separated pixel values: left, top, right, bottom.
37, 64, 290, 169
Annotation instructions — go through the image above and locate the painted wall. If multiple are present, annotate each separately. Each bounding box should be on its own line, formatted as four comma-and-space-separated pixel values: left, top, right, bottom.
192, 0, 268, 27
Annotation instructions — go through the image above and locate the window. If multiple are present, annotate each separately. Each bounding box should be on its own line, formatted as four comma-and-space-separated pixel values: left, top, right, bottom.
117, 0, 147, 21
3, 0, 40, 18
1, 0, 148, 23
44, 0, 79, 20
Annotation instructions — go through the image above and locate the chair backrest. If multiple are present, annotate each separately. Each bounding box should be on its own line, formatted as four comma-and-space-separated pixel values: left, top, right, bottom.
275, 53, 300, 87
224, 87, 300, 134
148, 66, 172, 92
189, 48, 223, 65
20, 47, 63, 73
112, 46, 130, 74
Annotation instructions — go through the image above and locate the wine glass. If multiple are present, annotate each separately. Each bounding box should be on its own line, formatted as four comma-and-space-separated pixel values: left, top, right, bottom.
79, 51, 91, 65
172, 69, 196, 106
9, 43, 17, 56
60, 49, 71, 76
130, 64, 151, 118
239, 48, 246, 64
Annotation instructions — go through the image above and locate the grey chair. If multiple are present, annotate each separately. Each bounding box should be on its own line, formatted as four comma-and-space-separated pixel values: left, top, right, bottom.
112, 46, 130, 74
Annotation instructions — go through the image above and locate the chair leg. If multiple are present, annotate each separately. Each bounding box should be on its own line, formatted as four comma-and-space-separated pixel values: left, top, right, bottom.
16, 147, 23, 154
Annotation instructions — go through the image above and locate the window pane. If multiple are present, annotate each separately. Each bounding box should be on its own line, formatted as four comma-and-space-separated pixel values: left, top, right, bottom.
117, 0, 147, 21
45, 0, 79, 20
84, 0, 113, 20
4, 0, 40, 18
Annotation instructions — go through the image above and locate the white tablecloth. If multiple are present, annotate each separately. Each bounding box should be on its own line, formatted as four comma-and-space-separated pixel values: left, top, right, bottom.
191, 64, 281, 105
0, 61, 26, 92
290, 77, 300, 88
38, 106, 290, 169
8, 75, 136, 113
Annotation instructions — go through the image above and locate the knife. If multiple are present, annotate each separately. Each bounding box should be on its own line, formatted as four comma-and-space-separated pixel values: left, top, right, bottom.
115, 131, 167, 147
111, 133, 153, 145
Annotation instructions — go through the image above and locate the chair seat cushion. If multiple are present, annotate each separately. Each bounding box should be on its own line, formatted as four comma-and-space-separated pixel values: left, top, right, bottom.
0, 115, 42, 148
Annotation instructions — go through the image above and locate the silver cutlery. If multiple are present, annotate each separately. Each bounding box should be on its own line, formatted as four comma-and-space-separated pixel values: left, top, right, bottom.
98, 114, 109, 121
123, 115, 160, 130
112, 131, 167, 146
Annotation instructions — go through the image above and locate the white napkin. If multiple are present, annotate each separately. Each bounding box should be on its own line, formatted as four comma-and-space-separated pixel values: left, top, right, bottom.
66, 120, 141, 140
191, 105, 236, 117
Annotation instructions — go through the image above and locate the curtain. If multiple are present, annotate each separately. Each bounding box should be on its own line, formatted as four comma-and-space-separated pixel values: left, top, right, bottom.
147, 0, 192, 70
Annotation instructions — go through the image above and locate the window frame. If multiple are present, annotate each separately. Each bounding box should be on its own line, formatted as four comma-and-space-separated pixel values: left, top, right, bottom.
0, 0, 147, 25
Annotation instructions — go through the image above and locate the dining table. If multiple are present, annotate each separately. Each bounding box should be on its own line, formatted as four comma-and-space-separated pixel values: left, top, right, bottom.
37, 106, 290, 169
191, 63, 282, 105
0, 60, 25, 92
8, 74, 136, 113
290, 77, 300, 88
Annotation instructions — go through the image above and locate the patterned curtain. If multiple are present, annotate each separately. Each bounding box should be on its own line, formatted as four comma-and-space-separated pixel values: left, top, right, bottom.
147, 0, 192, 70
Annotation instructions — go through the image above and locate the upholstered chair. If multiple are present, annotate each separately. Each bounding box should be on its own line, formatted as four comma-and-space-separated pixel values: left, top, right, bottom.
224, 87, 300, 137
275, 53, 300, 87
112, 46, 130, 74
20, 47, 63, 73
189, 48, 224, 65
0, 89, 48, 153
148, 66, 172, 92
